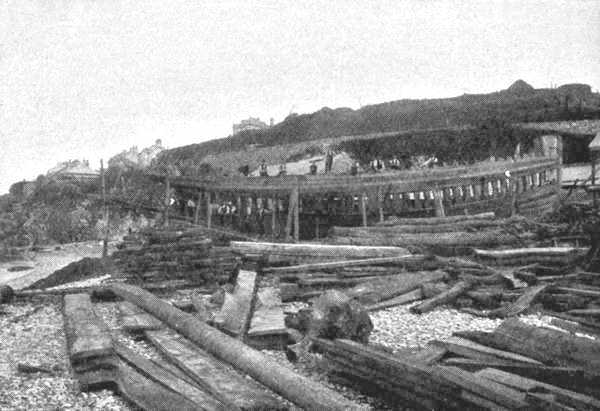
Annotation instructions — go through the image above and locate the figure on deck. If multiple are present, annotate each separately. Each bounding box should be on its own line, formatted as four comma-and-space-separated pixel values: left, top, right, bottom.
309, 161, 318, 175
389, 155, 401, 170
259, 159, 269, 177
278, 163, 287, 176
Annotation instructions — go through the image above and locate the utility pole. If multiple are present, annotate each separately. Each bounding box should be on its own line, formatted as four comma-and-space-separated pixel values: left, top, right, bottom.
101, 159, 108, 258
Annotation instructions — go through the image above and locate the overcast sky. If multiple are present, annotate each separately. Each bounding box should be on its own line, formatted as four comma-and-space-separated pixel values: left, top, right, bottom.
1, 0, 599, 193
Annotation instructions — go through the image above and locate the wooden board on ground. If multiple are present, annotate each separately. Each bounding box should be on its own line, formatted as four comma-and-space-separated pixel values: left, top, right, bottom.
114, 341, 225, 410
117, 359, 220, 411
429, 336, 542, 365
145, 329, 286, 410
366, 288, 423, 311
262, 255, 433, 274
347, 270, 446, 305
213, 270, 257, 337
63, 293, 113, 363
247, 287, 287, 349
118, 301, 163, 333
475, 368, 600, 411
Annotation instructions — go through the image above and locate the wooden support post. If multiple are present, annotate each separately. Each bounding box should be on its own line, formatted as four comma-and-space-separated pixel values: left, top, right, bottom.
164, 175, 170, 228
194, 190, 201, 225
237, 196, 243, 229
360, 192, 367, 227
205, 191, 212, 229
510, 178, 518, 217
285, 188, 298, 240
271, 197, 277, 239
294, 193, 300, 242
377, 187, 384, 223
433, 185, 446, 217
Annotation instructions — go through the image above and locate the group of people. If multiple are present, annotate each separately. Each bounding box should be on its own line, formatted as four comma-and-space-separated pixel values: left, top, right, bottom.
368, 155, 414, 172
258, 159, 288, 177
253, 152, 428, 178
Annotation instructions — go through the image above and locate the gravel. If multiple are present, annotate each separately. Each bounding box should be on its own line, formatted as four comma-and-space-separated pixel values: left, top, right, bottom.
3, 279, 588, 410
0, 298, 130, 411
369, 302, 503, 352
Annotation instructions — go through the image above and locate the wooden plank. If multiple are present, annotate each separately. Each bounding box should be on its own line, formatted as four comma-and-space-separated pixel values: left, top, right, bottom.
464, 319, 600, 375
377, 211, 495, 226
262, 255, 432, 274
145, 329, 285, 410
411, 345, 447, 365
117, 360, 206, 411
474, 247, 586, 259
487, 284, 547, 318
118, 301, 163, 333
114, 341, 225, 410
566, 308, 600, 317
247, 287, 287, 338
475, 368, 600, 411
213, 270, 257, 337
347, 270, 447, 305
429, 336, 542, 365
436, 365, 529, 409
441, 358, 584, 382
410, 281, 472, 314
63, 293, 113, 363
365, 288, 423, 311
230, 241, 409, 259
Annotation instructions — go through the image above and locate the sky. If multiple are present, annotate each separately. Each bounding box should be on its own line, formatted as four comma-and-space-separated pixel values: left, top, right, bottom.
1, 0, 599, 193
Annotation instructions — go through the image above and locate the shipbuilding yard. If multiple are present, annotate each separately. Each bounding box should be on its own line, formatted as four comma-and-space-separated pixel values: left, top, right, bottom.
3, 126, 600, 410
3, 1, 600, 409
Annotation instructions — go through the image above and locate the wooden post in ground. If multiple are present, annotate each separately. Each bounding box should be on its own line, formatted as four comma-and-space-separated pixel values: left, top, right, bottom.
433, 185, 446, 217
194, 190, 201, 224
237, 196, 243, 230
294, 191, 300, 242
205, 191, 212, 229
285, 189, 295, 240
271, 197, 277, 239
164, 175, 170, 228
377, 186, 384, 223
359, 192, 367, 227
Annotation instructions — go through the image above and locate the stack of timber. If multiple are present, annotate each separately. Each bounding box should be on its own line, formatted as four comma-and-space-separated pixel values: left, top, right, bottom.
314, 318, 600, 410
63, 293, 266, 409
109, 282, 361, 410
112, 226, 241, 290
267, 254, 443, 302
328, 215, 537, 254
313, 337, 531, 410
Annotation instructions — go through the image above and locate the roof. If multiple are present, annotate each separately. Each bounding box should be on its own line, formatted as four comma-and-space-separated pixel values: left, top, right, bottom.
589, 132, 600, 152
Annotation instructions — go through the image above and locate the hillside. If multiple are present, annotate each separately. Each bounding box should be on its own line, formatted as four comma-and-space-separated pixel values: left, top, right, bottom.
158, 81, 600, 168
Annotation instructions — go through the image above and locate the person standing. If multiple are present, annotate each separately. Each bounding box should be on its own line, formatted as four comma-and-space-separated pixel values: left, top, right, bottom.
259, 159, 269, 177
278, 163, 287, 176
309, 162, 318, 175
389, 155, 401, 170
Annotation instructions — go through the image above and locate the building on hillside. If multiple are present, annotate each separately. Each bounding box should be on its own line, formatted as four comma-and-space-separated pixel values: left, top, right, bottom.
232, 117, 273, 135
108, 139, 165, 169
46, 160, 100, 182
